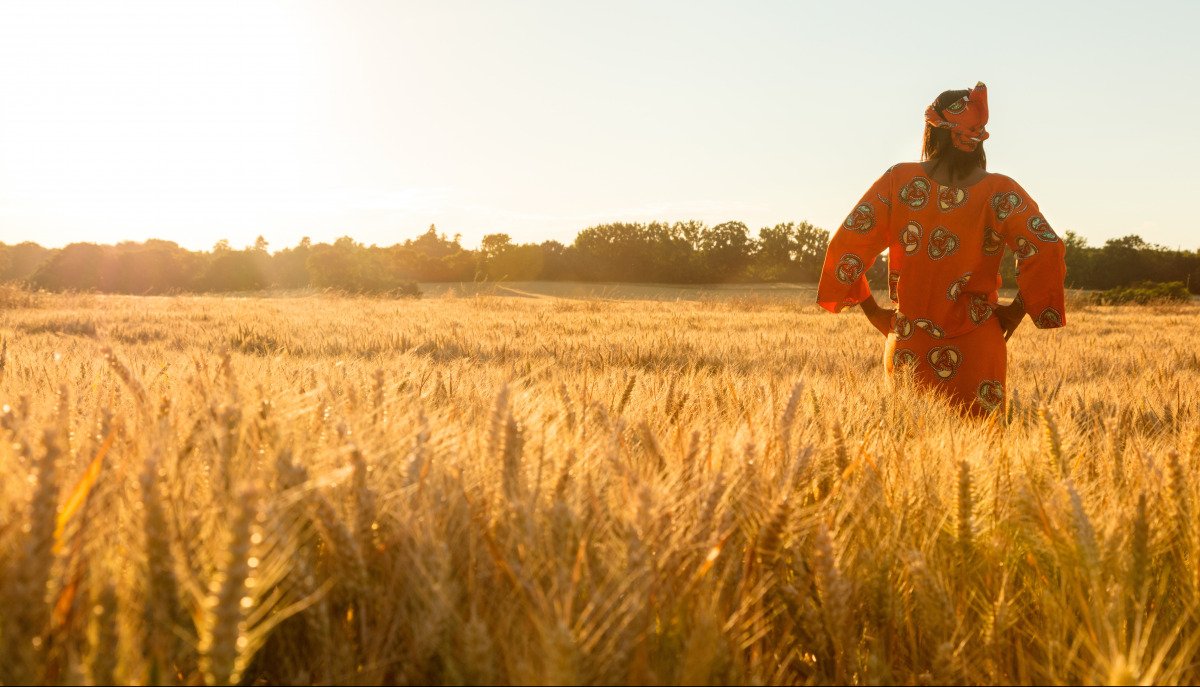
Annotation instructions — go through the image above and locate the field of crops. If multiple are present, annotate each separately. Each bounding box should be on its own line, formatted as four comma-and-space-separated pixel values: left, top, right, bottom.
1, 286, 1198, 685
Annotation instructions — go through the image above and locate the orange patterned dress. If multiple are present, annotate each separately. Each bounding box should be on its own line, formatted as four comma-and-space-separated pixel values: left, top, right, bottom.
817, 162, 1066, 415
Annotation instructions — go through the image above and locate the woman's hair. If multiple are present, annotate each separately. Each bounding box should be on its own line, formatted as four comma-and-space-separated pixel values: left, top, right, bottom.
921, 89, 987, 183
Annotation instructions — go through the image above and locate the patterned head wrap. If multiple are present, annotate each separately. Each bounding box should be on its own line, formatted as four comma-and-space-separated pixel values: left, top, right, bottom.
924, 81, 989, 152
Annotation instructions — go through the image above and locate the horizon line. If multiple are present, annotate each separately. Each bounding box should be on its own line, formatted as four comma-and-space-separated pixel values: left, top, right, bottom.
3, 222, 1192, 254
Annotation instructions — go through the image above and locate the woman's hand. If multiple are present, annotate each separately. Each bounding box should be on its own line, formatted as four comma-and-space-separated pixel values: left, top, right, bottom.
859, 294, 894, 336
995, 296, 1025, 341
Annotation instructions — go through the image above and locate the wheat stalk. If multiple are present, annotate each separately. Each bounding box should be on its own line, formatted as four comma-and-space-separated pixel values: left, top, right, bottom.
198, 486, 257, 687
957, 460, 974, 560
0, 290, 1196, 685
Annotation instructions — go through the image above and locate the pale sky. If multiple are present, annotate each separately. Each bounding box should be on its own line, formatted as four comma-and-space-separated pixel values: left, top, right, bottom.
1, 0, 1197, 252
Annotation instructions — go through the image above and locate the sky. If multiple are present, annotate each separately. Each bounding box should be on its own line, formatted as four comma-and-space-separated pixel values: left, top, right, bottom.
1, 0, 1197, 252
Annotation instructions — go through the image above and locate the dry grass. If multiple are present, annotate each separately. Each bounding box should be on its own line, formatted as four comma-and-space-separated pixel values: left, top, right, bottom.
0, 289, 1198, 685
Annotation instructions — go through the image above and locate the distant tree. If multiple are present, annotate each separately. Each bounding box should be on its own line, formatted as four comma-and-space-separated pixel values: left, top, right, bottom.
480, 233, 513, 262
7, 222, 1196, 295
1091, 235, 1151, 289
1107, 235, 1151, 251
306, 237, 421, 294
410, 225, 460, 260
477, 234, 547, 281
675, 220, 706, 253
753, 222, 829, 282
488, 244, 545, 281
791, 223, 830, 279
31, 243, 116, 291
270, 237, 312, 289
573, 222, 694, 282
439, 248, 477, 282
570, 224, 634, 281
199, 246, 265, 292
1062, 230, 1093, 288
538, 240, 579, 281
697, 221, 753, 282
307, 237, 363, 289
0, 242, 53, 282
113, 240, 199, 293
392, 226, 476, 281
250, 235, 273, 286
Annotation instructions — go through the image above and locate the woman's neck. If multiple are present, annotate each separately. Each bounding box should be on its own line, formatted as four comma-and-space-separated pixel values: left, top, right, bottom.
921, 159, 988, 188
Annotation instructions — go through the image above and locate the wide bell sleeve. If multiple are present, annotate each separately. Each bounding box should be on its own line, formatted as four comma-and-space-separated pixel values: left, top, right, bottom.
817, 169, 893, 313
995, 181, 1067, 328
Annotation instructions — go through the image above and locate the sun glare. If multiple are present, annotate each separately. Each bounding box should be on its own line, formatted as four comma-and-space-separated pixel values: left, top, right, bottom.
0, 2, 329, 249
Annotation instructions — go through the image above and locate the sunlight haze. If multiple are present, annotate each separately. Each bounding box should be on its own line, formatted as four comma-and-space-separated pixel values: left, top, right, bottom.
1, 0, 1196, 251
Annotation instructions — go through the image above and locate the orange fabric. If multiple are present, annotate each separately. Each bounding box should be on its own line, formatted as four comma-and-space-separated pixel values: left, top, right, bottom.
925, 82, 990, 152
885, 315, 1007, 416
817, 161, 1067, 413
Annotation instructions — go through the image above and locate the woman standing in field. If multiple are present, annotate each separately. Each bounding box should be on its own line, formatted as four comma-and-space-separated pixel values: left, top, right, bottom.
816, 82, 1066, 416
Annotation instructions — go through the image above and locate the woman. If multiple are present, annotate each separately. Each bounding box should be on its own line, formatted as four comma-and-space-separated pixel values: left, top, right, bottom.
816, 82, 1066, 416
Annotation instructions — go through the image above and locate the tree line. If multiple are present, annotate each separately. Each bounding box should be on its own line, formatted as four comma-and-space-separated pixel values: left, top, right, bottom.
1, 223, 1197, 295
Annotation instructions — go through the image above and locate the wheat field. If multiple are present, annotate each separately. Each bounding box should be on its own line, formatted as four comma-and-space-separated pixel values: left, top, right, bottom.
1, 287, 1198, 685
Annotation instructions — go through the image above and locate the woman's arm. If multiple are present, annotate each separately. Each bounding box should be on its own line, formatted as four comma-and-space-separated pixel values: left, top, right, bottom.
859, 291, 895, 336
997, 182, 1067, 330
817, 168, 894, 314
994, 291, 1025, 341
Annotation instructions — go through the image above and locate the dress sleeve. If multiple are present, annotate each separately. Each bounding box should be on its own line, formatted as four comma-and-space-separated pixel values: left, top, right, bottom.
816, 168, 893, 313
994, 180, 1067, 328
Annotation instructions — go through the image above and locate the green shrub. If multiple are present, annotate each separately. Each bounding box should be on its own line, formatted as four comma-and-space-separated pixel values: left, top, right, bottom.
1101, 280, 1192, 304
